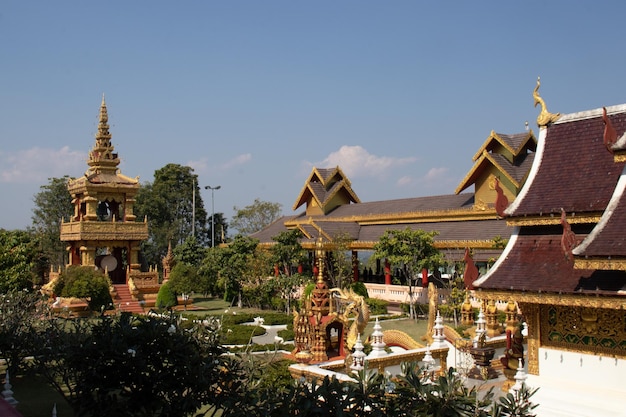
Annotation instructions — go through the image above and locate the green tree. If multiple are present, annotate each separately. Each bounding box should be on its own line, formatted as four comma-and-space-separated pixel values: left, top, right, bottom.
168, 263, 199, 309
134, 164, 209, 267
373, 228, 443, 320
270, 229, 306, 276
269, 229, 308, 313
53, 265, 113, 312
0, 229, 42, 292
30, 176, 74, 269
231, 198, 282, 235
197, 246, 224, 297
219, 235, 260, 306
173, 235, 205, 267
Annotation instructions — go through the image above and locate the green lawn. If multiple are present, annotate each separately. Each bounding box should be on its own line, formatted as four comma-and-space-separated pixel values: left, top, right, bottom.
364, 316, 429, 343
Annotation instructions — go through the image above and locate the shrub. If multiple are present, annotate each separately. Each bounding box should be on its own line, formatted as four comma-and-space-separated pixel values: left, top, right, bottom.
54, 265, 113, 311
366, 298, 388, 315
221, 324, 266, 345
156, 281, 177, 310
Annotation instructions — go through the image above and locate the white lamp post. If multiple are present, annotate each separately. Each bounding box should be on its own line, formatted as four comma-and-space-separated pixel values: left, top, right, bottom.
205, 185, 221, 247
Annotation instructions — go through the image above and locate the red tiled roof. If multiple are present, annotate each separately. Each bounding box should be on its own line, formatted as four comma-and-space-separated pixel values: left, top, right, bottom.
475, 227, 626, 294
507, 107, 626, 217
573, 169, 626, 258
475, 230, 593, 293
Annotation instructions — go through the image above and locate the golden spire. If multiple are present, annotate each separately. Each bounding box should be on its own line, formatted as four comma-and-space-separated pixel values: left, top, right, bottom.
533, 77, 560, 127
87, 95, 120, 174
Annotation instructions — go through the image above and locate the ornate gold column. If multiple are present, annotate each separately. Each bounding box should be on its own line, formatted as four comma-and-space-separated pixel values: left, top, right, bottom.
518, 302, 540, 375
81, 245, 96, 267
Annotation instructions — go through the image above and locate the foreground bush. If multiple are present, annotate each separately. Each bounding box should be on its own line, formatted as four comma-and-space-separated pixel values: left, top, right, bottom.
31, 313, 247, 417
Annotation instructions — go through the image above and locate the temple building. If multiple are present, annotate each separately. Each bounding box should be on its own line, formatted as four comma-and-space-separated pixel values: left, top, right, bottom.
474, 80, 626, 416
252, 126, 537, 282
58, 96, 159, 313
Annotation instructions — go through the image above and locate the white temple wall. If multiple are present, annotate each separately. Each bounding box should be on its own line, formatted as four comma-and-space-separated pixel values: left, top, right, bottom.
526, 347, 626, 417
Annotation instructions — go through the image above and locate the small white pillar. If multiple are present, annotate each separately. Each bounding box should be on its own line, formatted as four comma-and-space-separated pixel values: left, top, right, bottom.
2, 370, 18, 407
510, 358, 528, 393
368, 318, 387, 358
432, 310, 446, 348
350, 334, 367, 373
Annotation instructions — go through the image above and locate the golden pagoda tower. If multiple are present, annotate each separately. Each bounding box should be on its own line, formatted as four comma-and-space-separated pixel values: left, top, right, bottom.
60, 96, 148, 285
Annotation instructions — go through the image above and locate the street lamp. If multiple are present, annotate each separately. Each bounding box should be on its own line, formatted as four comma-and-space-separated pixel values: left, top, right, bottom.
205, 185, 221, 247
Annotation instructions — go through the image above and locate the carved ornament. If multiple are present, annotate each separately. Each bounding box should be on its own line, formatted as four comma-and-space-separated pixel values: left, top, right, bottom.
533, 77, 561, 127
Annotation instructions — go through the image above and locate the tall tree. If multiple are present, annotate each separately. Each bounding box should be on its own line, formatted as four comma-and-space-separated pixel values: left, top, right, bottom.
134, 164, 208, 267
31, 176, 74, 268
231, 198, 282, 235
0, 229, 42, 292
373, 228, 443, 320
218, 235, 260, 306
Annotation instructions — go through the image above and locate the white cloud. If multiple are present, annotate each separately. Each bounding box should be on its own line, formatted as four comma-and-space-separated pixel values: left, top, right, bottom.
395, 167, 450, 189
219, 153, 252, 170
308, 145, 416, 179
0, 146, 85, 183
424, 167, 448, 181
396, 175, 415, 187
188, 153, 252, 173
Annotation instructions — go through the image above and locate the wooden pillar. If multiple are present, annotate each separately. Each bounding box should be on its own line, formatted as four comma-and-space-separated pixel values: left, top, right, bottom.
384, 259, 391, 285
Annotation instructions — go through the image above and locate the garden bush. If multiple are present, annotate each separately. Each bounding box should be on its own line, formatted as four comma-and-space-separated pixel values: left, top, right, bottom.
54, 265, 113, 311
366, 298, 388, 315
156, 281, 177, 310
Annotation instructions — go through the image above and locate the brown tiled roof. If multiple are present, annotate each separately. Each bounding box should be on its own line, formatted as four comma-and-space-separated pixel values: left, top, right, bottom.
325, 193, 475, 218
507, 107, 626, 217
249, 215, 295, 242
476, 225, 626, 294
472, 131, 537, 162
357, 219, 510, 243
292, 166, 360, 212
573, 170, 626, 258
490, 152, 535, 184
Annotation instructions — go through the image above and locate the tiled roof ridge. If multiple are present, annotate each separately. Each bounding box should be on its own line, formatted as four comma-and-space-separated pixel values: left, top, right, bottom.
505, 103, 626, 217
554, 103, 626, 125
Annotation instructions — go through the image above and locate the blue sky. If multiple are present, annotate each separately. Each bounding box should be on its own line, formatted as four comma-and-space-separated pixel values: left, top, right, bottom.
2, 1, 626, 231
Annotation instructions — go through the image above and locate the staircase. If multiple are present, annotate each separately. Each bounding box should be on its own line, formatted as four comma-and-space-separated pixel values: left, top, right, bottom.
112, 284, 145, 314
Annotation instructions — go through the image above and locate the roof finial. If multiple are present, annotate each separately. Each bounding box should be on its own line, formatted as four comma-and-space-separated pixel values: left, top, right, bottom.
533, 77, 560, 127
602, 107, 617, 153
525, 121, 529, 131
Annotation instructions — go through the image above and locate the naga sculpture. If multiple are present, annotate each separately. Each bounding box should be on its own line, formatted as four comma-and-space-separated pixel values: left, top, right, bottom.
330, 287, 370, 351
533, 76, 560, 127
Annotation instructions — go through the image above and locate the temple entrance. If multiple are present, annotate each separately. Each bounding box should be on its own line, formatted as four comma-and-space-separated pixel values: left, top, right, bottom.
95, 247, 127, 284
325, 321, 345, 358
